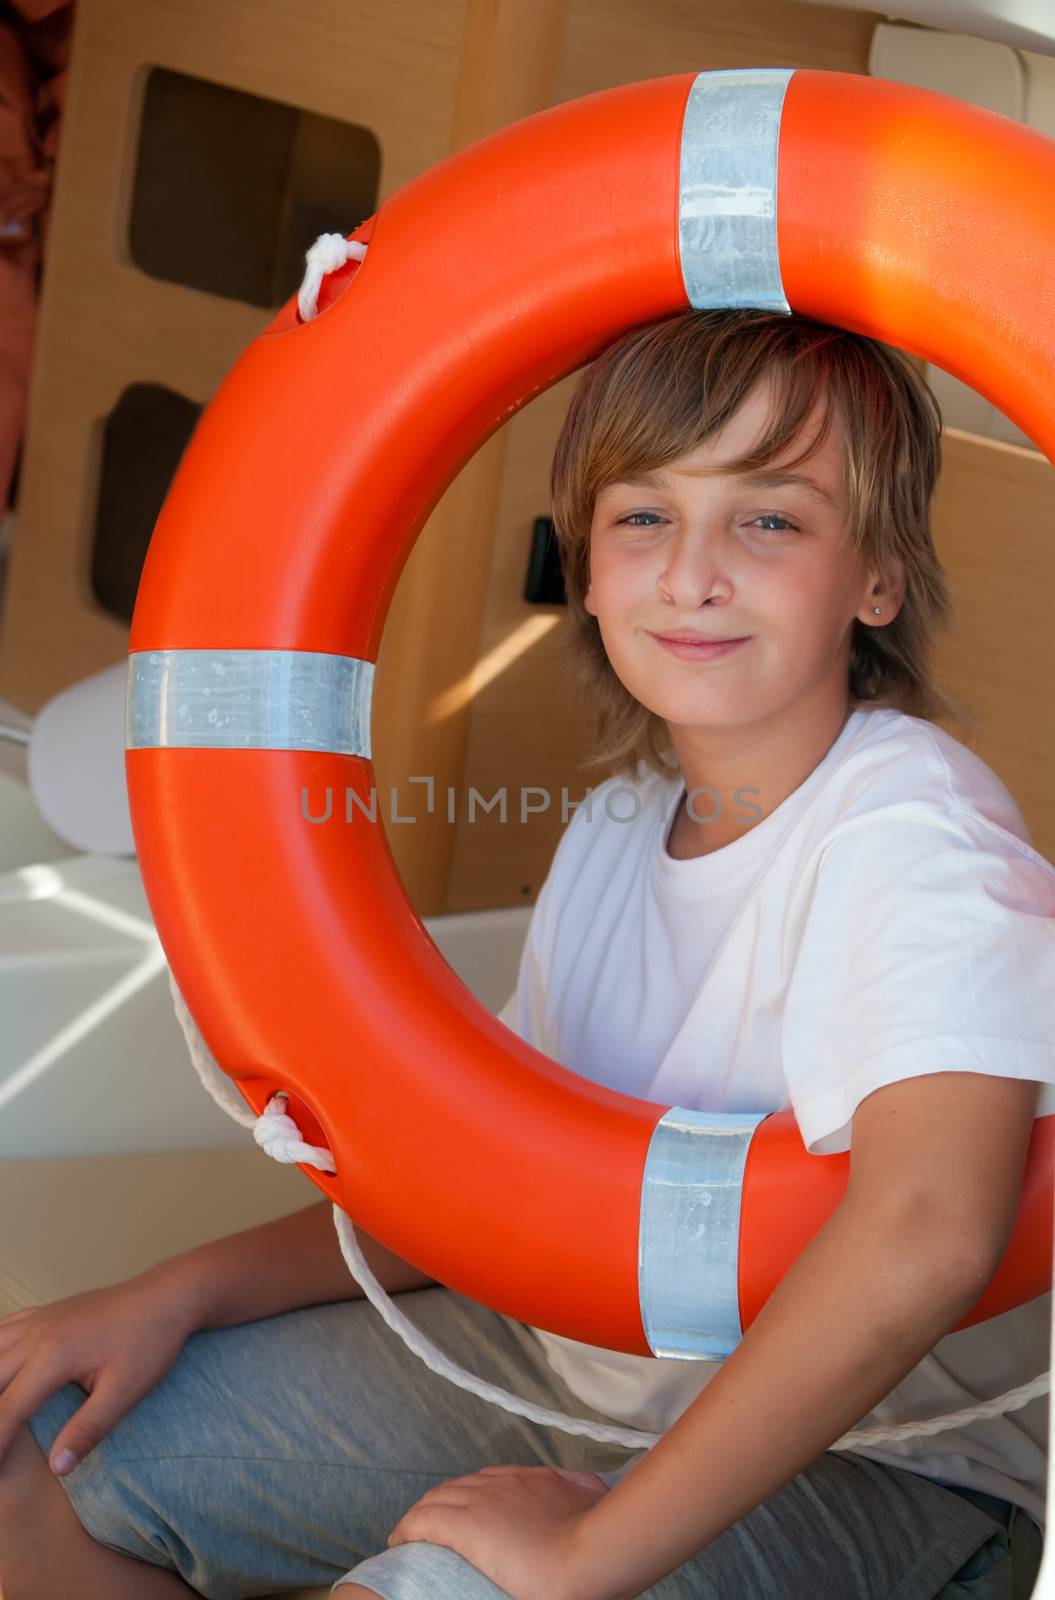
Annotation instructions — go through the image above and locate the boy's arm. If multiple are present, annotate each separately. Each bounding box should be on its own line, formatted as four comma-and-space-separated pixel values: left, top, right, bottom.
566, 1071, 1039, 1600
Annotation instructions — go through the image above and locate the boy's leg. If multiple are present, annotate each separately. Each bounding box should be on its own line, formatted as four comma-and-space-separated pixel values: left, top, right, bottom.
21, 1287, 628, 1596
0, 1422, 198, 1600
331, 1454, 1037, 1600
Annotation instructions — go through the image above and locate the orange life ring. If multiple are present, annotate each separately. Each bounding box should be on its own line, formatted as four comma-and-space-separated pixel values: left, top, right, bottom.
125, 67, 1055, 1359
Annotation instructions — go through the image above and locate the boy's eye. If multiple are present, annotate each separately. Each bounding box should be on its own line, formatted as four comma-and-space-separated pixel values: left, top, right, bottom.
752, 513, 798, 533
616, 511, 799, 533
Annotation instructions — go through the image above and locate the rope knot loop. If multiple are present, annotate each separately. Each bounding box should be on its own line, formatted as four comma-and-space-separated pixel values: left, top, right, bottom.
253, 1091, 337, 1173
297, 232, 369, 322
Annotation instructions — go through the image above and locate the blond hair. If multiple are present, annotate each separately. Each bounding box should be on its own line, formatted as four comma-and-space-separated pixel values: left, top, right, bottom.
548, 308, 978, 782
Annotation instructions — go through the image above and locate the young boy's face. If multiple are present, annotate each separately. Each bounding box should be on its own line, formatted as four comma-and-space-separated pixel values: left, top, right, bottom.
583, 376, 898, 740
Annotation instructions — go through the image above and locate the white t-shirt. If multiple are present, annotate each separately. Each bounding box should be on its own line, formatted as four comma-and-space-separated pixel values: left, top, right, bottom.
496, 705, 1055, 1527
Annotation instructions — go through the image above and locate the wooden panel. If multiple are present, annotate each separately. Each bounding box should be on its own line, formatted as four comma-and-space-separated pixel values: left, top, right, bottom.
931, 428, 1055, 865
0, 0, 574, 923
556, 0, 879, 94
0, 0, 467, 718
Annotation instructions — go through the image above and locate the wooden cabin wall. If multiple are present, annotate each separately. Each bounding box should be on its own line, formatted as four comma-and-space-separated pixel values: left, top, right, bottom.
930, 429, 1054, 862
0, 0, 1049, 918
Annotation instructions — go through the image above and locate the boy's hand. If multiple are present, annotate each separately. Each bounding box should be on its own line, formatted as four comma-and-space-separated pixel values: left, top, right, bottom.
0, 1269, 200, 1478
387, 1463, 619, 1600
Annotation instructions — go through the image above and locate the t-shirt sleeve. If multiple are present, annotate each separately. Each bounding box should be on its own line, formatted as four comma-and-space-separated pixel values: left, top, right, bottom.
781, 807, 1055, 1155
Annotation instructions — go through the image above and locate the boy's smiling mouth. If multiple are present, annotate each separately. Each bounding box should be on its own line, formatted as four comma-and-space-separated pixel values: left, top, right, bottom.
648, 633, 752, 660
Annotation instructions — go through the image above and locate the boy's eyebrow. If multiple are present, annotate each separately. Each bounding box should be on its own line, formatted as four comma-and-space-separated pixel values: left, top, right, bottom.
601, 468, 838, 508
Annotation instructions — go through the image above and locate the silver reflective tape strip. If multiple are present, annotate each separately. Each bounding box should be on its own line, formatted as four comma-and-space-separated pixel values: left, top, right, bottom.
639, 1107, 766, 1359
678, 67, 793, 313
126, 649, 373, 756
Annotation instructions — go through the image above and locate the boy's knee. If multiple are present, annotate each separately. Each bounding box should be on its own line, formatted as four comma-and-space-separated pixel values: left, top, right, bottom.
335, 1540, 510, 1597
3, 1420, 151, 1567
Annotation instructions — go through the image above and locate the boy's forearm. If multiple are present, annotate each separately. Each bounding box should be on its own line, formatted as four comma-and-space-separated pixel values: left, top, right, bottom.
567, 1195, 992, 1600
143, 1200, 438, 1331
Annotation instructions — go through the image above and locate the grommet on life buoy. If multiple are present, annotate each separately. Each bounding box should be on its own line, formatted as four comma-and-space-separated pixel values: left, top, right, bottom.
126, 67, 1055, 1363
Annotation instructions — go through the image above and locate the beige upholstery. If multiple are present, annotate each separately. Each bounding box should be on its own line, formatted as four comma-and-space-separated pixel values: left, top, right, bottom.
0, 1147, 318, 1318
1, 1148, 363, 1599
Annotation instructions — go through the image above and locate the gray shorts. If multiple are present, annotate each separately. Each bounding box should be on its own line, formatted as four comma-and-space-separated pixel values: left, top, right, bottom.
26, 1284, 1043, 1599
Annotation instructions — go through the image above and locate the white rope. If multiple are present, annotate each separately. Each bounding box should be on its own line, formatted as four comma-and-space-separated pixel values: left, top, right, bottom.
168, 967, 1048, 1453
297, 232, 368, 322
